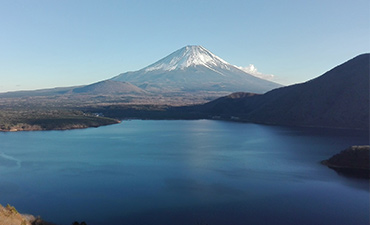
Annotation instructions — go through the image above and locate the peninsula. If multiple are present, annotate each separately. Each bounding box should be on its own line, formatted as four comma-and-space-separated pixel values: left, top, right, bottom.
322, 146, 370, 178
0, 109, 119, 132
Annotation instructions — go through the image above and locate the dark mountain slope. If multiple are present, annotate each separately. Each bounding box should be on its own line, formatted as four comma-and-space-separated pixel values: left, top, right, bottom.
197, 54, 369, 129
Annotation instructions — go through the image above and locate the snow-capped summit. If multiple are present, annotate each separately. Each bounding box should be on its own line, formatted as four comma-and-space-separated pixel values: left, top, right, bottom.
111, 45, 282, 94
143, 45, 230, 72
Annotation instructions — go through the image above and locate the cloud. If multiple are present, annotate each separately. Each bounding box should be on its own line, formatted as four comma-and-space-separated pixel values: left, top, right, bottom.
236, 64, 275, 80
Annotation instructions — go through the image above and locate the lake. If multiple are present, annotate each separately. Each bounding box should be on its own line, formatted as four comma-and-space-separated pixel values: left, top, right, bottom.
0, 120, 368, 225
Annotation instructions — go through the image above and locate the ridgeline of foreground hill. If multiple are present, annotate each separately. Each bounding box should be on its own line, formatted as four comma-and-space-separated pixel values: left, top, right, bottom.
190, 53, 369, 130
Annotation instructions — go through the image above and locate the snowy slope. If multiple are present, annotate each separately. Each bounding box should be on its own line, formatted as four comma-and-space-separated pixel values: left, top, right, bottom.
143, 45, 231, 72
111, 45, 282, 94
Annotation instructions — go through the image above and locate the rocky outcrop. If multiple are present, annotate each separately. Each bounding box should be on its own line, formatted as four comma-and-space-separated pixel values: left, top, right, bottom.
322, 146, 370, 178
0, 204, 53, 225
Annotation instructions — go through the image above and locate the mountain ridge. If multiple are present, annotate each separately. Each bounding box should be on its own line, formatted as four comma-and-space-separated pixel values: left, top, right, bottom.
190, 53, 369, 130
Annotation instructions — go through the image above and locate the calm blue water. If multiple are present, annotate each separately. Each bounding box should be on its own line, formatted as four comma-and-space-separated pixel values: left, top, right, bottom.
0, 120, 368, 225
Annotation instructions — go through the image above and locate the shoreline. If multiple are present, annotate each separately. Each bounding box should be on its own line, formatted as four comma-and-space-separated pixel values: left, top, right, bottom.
3, 116, 368, 133
0, 110, 121, 132
0, 120, 120, 132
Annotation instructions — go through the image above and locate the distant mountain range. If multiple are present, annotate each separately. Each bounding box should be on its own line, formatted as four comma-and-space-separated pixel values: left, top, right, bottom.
0, 80, 146, 98
112, 45, 282, 94
0, 45, 281, 100
193, 53, 369, 129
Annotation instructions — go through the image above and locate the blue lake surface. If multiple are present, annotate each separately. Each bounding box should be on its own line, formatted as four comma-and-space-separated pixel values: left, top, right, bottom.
0, 120, 368, 225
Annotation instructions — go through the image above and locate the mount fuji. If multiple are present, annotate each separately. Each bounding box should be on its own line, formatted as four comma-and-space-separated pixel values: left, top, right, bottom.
0, 46, 282, 105
111, 45, 282, 94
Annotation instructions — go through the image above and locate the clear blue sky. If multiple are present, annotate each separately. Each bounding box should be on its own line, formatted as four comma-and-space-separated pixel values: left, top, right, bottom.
1, 0, 369, 92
